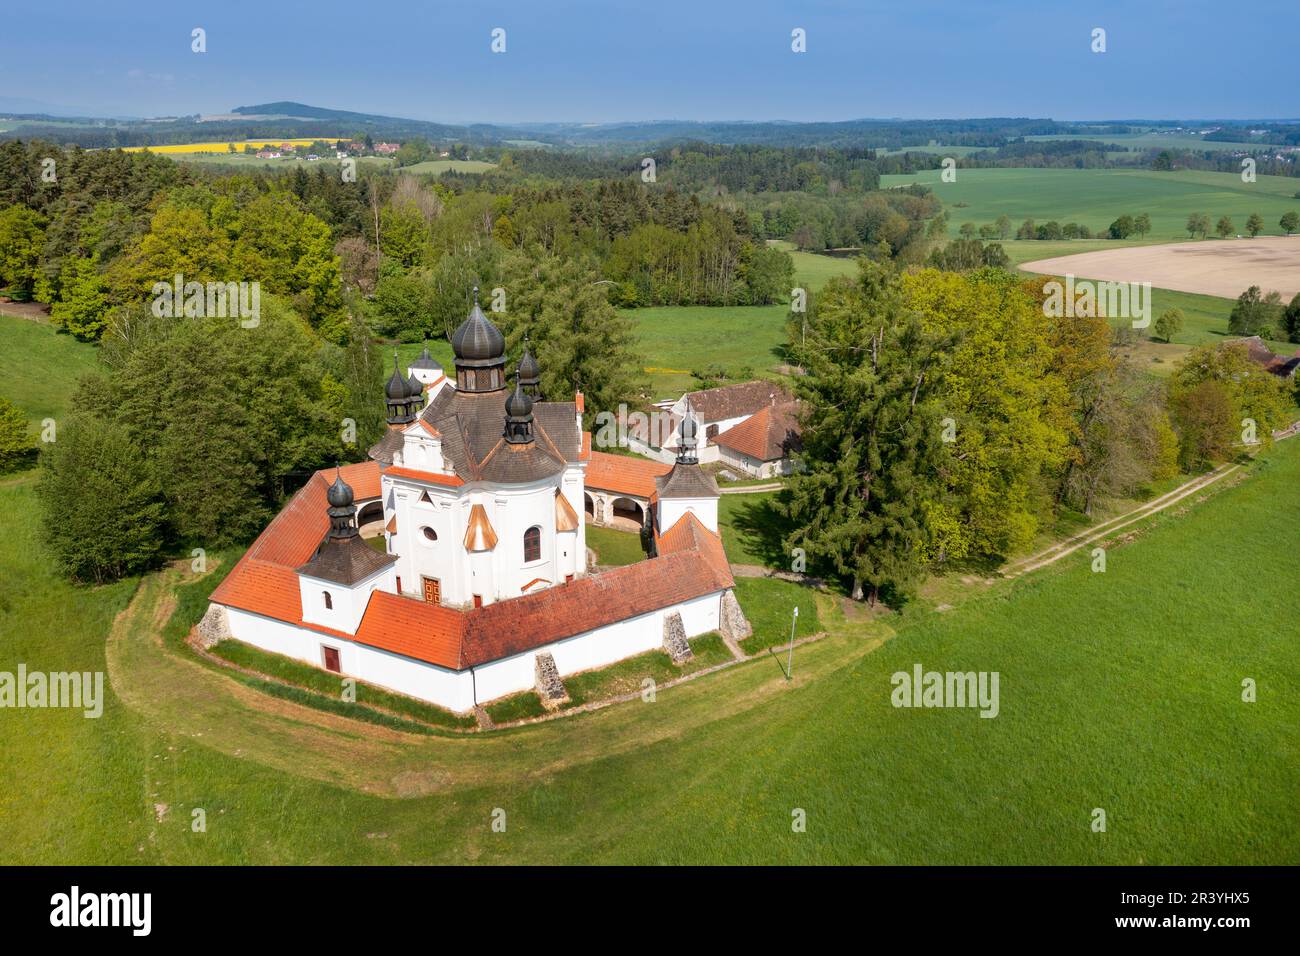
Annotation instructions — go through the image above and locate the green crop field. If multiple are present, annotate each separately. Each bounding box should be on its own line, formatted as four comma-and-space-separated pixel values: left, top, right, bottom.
1024, 131, 1281, 153
883, 168, 1300, 240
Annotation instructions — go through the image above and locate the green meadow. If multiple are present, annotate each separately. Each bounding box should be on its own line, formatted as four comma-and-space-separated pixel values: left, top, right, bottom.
883, 168, 1300, 240
0, 315, 99, 427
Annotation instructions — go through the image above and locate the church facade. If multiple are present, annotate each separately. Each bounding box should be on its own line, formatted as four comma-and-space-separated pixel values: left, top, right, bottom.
204, 293, 751, 715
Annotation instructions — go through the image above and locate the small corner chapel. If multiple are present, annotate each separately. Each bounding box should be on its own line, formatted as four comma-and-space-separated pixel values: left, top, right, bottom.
205, 290, 751, 713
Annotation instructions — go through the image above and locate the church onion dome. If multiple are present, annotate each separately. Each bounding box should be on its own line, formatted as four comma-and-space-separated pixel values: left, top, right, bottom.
385, 360, 410, 400
451, 290, 505, 363
327, 470, 354, 508
505, 381, 533, 418
518, 344, 539, 383
405, 372, 424, 398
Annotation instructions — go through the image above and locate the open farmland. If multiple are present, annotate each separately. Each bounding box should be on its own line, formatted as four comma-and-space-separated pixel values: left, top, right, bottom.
882, 168, 1300, 240
1021, 236, 1300, 301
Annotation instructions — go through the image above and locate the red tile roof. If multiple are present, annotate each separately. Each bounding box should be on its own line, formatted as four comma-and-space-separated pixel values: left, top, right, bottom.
713, 401, 802, 462
585, 450, 671, 498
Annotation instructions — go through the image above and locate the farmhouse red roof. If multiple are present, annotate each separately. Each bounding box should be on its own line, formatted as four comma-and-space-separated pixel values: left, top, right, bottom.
713, 401, 802, 462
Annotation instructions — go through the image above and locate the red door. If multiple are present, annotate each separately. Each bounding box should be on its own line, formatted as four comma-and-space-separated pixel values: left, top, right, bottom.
322, 646, 341, 673
422, 577, 441, 604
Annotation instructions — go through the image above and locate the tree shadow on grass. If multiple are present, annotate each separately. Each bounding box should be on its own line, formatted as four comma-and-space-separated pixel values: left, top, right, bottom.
728, 495, 796, 569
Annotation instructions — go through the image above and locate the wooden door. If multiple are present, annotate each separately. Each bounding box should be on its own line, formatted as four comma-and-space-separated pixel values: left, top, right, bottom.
422, 576, 441, 604
322, 646, 341, 673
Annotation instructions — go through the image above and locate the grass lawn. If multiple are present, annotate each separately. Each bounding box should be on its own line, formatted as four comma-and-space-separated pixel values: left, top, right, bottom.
585, 525, 646, 566
882, 168, 1300, 241
624, 303, 791, 398
562, 634, 734, 707
768, 240, 860, 291
717, 490, 789, 567
0, 314, 100, 426
733, 576, 822, 656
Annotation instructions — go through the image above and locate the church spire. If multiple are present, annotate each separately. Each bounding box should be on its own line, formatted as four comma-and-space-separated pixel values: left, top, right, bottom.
450, 286, 507, 393
325, 467, 358, 540
676, 401, 699, 465
385, 352, 415, 426
504, 364, 535, 444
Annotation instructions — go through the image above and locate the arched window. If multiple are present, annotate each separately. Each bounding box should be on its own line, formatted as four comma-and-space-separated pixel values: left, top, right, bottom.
523, 525, 542, 563
421, 526, 437, 542
322, 591, 332, 610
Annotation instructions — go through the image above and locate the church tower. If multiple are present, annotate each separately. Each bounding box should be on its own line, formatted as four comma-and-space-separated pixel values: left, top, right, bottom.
450, 287, 507, 393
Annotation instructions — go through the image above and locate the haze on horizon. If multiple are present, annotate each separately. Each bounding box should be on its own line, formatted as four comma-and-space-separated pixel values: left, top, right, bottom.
3, 0, 1296, 124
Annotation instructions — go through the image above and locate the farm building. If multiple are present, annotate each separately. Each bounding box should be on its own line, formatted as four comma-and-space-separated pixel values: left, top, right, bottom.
1236, 335, 1300, 379
626, 380, 802, 476
204, 293, 749, 713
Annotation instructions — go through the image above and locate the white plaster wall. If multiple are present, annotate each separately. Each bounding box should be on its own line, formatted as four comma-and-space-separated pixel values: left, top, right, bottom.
385, 464, 588, 607
224, 605, 476, 712
472, 589, 722, 704
659, 495, 719, 534
219, 587, 722, 713
299, 564, 396, 634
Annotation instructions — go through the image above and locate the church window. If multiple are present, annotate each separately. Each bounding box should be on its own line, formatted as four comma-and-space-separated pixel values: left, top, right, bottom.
421, 526, 437, 541
523, 525, 542, 563
322, 591, 332, 610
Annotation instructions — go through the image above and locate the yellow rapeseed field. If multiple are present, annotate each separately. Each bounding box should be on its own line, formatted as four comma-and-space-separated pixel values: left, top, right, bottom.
122, 138, 348, 154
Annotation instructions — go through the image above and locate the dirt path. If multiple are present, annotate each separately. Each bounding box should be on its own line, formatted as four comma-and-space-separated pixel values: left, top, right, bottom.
0, 301, 52, 323
719, 482, 782, 495
1004, 423, 1297, 579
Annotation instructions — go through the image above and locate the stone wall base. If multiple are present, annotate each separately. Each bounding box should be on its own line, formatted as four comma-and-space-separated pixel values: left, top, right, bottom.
719, 589, 752, 642
196, 603, 231, 648
662, 612, 693, 665
534, 652, 570, 709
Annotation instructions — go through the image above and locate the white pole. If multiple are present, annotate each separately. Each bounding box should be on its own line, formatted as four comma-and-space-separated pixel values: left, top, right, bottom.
786, 605, 799, 680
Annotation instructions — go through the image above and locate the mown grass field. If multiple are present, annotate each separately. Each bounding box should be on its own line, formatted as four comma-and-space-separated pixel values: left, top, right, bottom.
623, 303, 790, 397
883, 168, 1300, 240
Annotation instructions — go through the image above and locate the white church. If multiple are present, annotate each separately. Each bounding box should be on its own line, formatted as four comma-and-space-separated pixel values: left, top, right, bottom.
204, 291, 751, 714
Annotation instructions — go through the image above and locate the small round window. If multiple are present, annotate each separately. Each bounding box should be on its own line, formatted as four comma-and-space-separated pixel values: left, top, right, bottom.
421, 527, 437, 541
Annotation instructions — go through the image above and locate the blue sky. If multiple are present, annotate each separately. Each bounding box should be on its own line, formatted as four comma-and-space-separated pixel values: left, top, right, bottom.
3, 1, 1296, 122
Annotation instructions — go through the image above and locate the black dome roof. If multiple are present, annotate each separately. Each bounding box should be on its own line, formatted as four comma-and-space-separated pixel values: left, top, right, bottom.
327, 471, 354, 508
451, 290, 505, 362
405, 372, 424, 398
385, 354, 409, 400
518, 343, 540, 381
505, 381, 534, 418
